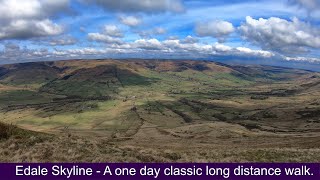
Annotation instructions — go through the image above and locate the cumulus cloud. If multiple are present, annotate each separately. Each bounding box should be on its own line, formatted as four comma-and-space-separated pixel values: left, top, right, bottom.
119, 16, 142, 27
0, 37, 276, 64
53, 48, 110, 56
88, 24, 124, 44
0, 19, 63, 40
0, 43, 50, 62
47, 36, 77, 46
0, 0, 70, 40
101, 39, 272, 58
103, 25, 123, 37
133, 39, 163, 50
195, 20, 235, 42
212, 43, 232, 52
81, 0, 185, 13
239, 16, 320, 54
0, 0, 71, 20
86, 36, 274, 59
113, 38, 274, 58
88, 33, 123, 44
235, 47, 274, 58
0, 43, 118, 63
181, 36, 199, 44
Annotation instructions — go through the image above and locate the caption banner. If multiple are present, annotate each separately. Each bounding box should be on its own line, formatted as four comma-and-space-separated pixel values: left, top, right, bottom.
0, 163, 319, 179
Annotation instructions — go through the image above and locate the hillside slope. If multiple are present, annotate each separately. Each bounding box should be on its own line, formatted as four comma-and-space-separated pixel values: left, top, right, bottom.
0, 59, 319, 162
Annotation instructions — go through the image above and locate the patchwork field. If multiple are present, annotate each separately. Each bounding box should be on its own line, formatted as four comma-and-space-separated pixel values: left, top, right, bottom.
0, 59, 320, 162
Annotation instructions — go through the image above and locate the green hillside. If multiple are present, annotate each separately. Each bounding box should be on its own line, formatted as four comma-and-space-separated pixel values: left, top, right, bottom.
0, 59, 319, 162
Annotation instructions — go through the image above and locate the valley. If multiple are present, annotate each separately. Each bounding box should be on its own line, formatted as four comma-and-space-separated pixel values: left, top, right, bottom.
0, 59, 319, 162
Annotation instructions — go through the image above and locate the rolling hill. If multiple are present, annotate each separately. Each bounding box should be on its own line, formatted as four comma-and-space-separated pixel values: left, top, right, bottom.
0, 59, 320, 162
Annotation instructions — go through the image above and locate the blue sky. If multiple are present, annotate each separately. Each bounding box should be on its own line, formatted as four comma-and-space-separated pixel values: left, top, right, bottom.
0, 0, 319, 70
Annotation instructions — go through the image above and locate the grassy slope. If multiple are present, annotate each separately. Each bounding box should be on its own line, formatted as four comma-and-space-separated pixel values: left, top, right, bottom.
0, 59, 320, 162
1, 122, 320, 162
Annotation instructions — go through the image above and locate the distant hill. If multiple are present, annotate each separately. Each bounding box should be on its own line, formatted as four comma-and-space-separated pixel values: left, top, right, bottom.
0, 59, 313, 92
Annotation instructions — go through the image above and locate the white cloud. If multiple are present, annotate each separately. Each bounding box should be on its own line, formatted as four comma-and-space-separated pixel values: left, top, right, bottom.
0, 43, 51, 62
103, 25, 123, 37
48, 36, 77, 46
0, 19, 63, 40
239, 16, 320, 54
133, 39, 163, 50
88, 33, 123, 44
285, 56, 320, 62
0, 39, 280, 64
195, 20, 235, 42
35, 38, 275, 60
0, 0, 71, 21
88, 24, 124, 44
181, 36, 199, 44
122, 38, 274, 58
236, 47, 274, 58
212, 43, 232, 52
119, 16, 142, 27
0, 0, 69, 40
82, 0, 185, 13
0, 0, 42, 20
57, 48, 109, 55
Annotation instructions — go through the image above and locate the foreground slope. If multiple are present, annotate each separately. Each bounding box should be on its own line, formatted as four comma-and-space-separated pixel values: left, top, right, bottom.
0, 59, 320, 162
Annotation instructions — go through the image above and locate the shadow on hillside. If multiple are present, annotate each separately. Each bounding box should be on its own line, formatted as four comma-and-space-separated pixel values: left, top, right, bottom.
39, 65, 160, 98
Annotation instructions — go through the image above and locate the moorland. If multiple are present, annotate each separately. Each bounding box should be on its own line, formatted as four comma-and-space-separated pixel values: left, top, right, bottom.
0, 59, 319, 162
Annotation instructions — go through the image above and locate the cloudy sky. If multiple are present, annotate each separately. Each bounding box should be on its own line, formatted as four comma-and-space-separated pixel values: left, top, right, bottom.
0, 0, 319, 69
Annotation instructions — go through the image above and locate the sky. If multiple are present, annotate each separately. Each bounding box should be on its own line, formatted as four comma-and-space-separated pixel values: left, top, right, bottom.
0, 0, 320, 70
